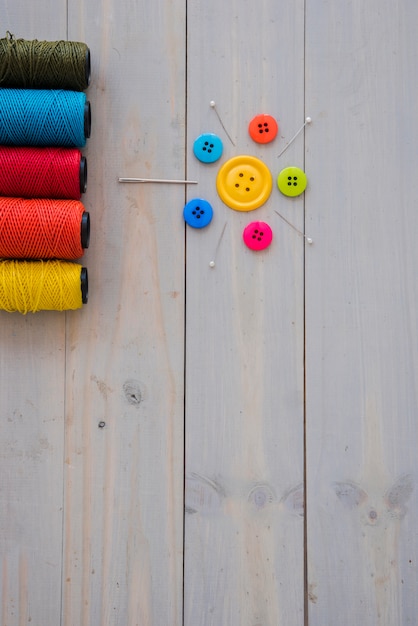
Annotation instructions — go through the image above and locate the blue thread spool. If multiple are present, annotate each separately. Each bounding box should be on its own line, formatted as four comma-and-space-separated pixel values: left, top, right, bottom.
0, 88, 91, 147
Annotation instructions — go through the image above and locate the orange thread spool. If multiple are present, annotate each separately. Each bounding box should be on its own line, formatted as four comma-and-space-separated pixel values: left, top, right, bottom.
0, 146, 86, 199
0, 197, 90, 259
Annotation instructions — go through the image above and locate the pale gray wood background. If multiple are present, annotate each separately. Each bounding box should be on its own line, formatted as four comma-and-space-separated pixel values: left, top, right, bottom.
305, 1, 418, 624
0, 0, 417, 624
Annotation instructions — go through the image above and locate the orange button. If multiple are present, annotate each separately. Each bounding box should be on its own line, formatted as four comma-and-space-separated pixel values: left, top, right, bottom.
248, 114, 278, 144
216, 155, 273, 211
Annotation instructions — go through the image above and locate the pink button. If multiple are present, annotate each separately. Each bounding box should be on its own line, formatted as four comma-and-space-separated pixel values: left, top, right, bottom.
243, 221, 273, 251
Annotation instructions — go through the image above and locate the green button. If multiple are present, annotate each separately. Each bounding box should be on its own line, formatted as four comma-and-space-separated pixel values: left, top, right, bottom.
277, 166, 307, 197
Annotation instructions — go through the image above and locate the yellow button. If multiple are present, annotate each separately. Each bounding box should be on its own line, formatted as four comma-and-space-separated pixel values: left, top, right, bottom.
216, 155, 272, 211
277, 166, 307, 197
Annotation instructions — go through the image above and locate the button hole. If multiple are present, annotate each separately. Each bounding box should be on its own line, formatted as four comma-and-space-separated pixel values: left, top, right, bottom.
239, 173, 244, 177
246, 188, 250, 192
235, 183, 239, 188
250, 177, 254, 181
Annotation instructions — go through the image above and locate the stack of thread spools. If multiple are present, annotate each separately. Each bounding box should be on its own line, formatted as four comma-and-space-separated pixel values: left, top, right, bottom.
0, 32, 91, 313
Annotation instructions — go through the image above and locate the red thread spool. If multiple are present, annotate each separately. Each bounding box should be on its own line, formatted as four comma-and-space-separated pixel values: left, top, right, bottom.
0, 197, 90, 259
0, 146, 87, 199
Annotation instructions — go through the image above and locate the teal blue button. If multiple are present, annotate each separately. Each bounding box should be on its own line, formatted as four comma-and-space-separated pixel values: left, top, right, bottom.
193, 133, 223, 163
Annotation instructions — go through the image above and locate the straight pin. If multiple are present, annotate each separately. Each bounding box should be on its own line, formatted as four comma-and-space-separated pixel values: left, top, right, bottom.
118, 177, 198, 184
209, 221, 228, 268
277, 116, 312, 158
274, 210, 313, 244
210, 101, 236, 146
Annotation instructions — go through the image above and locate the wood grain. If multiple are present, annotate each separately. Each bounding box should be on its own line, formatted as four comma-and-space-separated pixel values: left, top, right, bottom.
0, 5, 68, 626
305, 1, 418, 623
185, 0, 306, 623
0, 315, 67, 625
63, 0, 186, 624
0, 0, 185, 624
2, 0, 418, 623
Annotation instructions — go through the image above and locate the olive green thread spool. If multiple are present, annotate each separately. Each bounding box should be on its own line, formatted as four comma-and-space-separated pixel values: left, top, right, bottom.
0, 32, 90, 90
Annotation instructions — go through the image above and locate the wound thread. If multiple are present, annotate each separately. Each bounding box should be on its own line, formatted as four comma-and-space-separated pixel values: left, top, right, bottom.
0, 197, 89, 259
0, 260, 86, 313
0, 88, 90, 147
0, 146, 86, 199
0, 33, 90, 90
0, 36, 92, 313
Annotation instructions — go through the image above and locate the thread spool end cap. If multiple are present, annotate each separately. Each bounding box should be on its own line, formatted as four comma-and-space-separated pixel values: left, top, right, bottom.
81, 212, 90, 249
85, 47, 91, 87
81, 267, 88, 304
84, 101, 91, 139
79, 156, 87, 194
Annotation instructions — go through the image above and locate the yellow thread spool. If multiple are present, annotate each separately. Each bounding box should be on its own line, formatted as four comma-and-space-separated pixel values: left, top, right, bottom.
0, 260, 87, 313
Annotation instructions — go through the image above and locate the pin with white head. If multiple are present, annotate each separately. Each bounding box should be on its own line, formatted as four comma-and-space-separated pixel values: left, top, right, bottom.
274, 210, 313, 244
277, 116, 312, 158
210, 101, 235, 146
209, 221, 228, 268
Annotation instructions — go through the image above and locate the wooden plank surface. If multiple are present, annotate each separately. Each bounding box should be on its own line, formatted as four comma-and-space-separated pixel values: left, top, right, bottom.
0, 5, 68, 626
3, 0, 418, 623
184, 0, 306, 623
0, 1, 186, 625
305, 1, 418, 623
64, 0, 186, 624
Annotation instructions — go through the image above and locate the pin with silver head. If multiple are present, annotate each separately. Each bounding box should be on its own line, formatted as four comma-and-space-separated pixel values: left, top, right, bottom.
210, 101, 235, 147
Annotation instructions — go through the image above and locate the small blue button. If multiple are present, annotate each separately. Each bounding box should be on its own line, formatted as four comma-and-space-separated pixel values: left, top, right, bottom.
183, 198, 213, 229
193, 133, 223, 163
